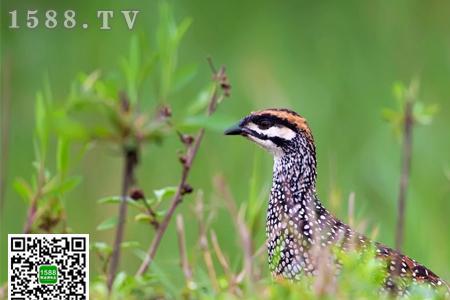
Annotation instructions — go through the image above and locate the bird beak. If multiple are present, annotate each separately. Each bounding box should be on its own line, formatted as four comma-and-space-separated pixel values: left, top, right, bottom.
224, 123, 244, 135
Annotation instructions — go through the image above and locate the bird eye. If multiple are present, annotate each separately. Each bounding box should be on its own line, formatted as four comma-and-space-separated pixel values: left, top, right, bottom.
258, 120, 273, 130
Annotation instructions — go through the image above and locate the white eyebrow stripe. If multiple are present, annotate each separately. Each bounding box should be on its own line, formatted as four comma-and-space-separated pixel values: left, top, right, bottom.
247, 122, 297, 140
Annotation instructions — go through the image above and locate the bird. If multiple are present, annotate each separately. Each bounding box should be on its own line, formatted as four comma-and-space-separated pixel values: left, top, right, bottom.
224, 108, 449, 295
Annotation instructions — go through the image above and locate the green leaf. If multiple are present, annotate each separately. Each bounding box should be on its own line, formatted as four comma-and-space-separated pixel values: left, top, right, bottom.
134, 213, 153, 223
121, 35, 140, 104
43, 176, 82, 198
65, 88, 123, 136
156, 209, 166, 217
129, 35, 140, 77
153, 187, 177, 203
157, 2, 192, 100
81, 70, 101, 93
97, 196, 142, 209
120, 241, 140, 249
97, 196, 125, 204
94, 76, 119, 101
144, 198, 156, 206
51, 109, 90, 141
96, 216, 118, 231
138, 52, 158, 89
58, 176, 82, 194
13, 178, 33, 201
174, 18, 192, 44
392, 81, 406, 105
413, 102, 439, 126
112, 272, 128, 291
91, 242, 113, 256
57, 138, 70, 175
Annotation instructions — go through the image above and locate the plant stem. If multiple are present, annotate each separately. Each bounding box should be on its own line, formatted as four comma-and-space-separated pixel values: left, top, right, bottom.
395, 99, 414, 251
213, 175, 254, 283
23, 165, 45, 234
23, 196, 39, 234
136, 59, 227, 276
195, 195, 219, 291
176, 214, 193, 283
136, 129, 204, 276
107, 147, 138, 292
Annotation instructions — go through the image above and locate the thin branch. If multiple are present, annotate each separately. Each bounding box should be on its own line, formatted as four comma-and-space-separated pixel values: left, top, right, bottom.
213, 175, 254, 283
136, 59, 229, 276
131, 188, 160, 229
200, 235, 219, 291
23, 197, 39, 233
136, 130, 202, 276
107, 147, 138, 291
210, 229, 243, 295
176, 214, 193, 283
195, 197, 219, 291
206, 57, 217, 75
210, 230, 246, 297
210, 230, 232, 276
395, 82, 417, 251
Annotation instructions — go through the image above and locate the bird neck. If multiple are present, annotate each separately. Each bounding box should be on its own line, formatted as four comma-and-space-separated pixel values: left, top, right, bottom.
268, 143, 324, 231
272, 140, 318, 205
266, 145, 326, 275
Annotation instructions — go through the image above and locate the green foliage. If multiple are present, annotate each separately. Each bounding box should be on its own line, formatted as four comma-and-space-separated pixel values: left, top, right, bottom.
97, 196, 142, 209
89, 152, 447, 299
333, 247, 386, 298
12, 178, 33, 202
120, 35, 141, 105
157, 2, 193, 100
13, 86, 81, 234
382, 80, 438, 138
90, 230, 448, 299
96, 216, 118, 231
42, 176, 82, 198
153, 186, 177, 203
57, 138, 70, 176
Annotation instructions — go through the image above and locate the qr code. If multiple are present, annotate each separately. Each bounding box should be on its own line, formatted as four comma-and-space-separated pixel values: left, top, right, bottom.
8, 234, 89, 300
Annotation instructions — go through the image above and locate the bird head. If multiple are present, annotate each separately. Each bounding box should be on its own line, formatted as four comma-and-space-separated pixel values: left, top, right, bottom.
225, 108, 314, 157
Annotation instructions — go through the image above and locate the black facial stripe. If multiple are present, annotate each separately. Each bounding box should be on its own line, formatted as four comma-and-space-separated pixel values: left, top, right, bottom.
269, 136, 290, 148
245, 129, 290, 148
246, 129, 269, 140
244, 114, 300, 133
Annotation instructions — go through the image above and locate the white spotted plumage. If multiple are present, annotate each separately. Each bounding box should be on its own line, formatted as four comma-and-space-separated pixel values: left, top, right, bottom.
226, 108, 450, 296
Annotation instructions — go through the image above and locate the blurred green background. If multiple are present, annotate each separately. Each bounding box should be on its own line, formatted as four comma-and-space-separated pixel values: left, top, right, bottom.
2, 0, 449, 286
